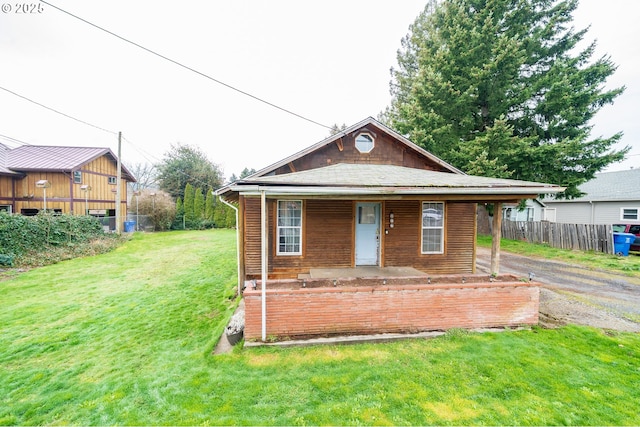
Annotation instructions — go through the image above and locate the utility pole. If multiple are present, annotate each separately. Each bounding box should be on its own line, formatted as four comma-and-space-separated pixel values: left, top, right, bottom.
115, 131, 122, 234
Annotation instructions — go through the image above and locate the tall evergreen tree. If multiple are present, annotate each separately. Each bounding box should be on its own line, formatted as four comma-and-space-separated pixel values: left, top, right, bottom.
239, 167, 257, 179
194, 187, 205, 221
174, 196, 184, 229
204, 189, 214, 221
225, 205, 237, 228
387, 0, 628, 198
183, 183, 195, 226
213, 196, 228, 228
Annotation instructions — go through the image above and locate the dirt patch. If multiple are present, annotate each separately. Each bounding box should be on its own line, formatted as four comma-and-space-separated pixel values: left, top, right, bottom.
539, 287, 640, 332
476, 247, 640, 333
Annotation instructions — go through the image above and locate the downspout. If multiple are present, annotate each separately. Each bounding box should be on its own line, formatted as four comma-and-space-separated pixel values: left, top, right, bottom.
260, 189, 268, 342
218, 193, 241, 296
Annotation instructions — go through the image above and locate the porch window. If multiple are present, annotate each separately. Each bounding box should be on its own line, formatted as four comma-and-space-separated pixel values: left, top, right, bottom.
277, 200, 302, 255
421, 202, 444, 254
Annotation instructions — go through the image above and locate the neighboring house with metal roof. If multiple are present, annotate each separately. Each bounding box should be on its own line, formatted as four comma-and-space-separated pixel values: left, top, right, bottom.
543, 169, 640, 225
217, 117, 564, 341
0, 143, 135, 229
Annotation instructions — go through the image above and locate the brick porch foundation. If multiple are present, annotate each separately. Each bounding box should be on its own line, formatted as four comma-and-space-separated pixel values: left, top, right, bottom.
243, 281, 539, 340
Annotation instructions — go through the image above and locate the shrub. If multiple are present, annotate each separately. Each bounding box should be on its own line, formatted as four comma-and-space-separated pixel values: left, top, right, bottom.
0, 212, 118, 267
0, 254, 14, 267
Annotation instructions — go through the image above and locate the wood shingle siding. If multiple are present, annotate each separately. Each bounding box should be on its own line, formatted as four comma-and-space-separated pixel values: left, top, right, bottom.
243, 197, 263, 276
384, 201, 476, 274
244, 197, 355, 279
271, 130, 450, 176
243, 197, 477, 279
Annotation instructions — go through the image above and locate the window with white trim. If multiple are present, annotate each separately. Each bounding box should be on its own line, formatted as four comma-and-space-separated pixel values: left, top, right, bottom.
355, 132, 375, 153
108, 176, 117, 185
421, 202, 444, 254
621, 207, 639, 221
277, 200, 302, 255
73, 170, 82, 184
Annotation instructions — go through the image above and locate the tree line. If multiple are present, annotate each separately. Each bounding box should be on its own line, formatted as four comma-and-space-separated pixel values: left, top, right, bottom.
174, 183, 235, 230
127, 143, 254, 231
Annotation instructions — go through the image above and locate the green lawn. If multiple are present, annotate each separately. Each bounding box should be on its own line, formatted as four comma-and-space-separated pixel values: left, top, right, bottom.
2, 230, 640, 425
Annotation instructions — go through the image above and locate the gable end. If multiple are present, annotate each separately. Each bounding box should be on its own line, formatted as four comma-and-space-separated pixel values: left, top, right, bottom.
267, 118, 459, 176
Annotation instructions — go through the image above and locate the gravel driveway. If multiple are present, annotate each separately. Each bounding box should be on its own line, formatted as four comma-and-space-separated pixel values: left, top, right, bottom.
476, 247, 640, 332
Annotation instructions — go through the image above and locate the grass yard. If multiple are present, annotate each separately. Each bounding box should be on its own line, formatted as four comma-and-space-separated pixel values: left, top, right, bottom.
1, 230, 640, 425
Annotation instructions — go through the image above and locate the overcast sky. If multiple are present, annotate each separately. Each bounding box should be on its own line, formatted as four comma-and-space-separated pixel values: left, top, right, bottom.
1, 0, 638, 181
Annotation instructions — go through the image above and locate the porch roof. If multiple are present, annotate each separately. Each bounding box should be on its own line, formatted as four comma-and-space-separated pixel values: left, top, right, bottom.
221, 163, 564, 198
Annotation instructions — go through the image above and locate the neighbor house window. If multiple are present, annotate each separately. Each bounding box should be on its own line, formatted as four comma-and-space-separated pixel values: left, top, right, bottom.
277, 200, 302, 255
73, 170, 82, 183
355, 132, 375, 153
524, 207, 534, 221
422, 202, 444, 254
621, 207, 639, 221
108, 176, 117, 185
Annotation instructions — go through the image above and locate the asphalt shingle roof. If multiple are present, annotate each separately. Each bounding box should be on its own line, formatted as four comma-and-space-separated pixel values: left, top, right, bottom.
237, 163, 563, 195
560, 169, 640, 202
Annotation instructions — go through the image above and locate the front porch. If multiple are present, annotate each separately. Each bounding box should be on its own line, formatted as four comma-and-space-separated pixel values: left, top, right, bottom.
299, 266, 427, 280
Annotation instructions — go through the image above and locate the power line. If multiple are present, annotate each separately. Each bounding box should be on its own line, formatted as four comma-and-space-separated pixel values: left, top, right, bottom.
122, 136, 221, 189
40, 0, 333, 131
0, 133, 31, 147
0, 88, 216, 187
0, 86, 117, 135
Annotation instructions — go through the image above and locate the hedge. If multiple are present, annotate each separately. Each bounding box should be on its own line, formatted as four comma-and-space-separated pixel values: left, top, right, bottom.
0, 212, 106, 265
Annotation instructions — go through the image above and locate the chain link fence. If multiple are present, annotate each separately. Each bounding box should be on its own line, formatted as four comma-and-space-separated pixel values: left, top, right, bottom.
93, 215, 155, 232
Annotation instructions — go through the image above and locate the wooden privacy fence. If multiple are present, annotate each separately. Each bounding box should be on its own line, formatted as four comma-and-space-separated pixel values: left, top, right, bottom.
501, 221, 614, 254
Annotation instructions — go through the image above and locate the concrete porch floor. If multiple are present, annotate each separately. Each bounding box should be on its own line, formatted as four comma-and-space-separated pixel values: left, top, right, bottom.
299, 266, 427, 279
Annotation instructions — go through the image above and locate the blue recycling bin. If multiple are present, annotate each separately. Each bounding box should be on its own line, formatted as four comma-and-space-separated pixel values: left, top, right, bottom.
124, 221, 136, 233
613, 232, 635, 256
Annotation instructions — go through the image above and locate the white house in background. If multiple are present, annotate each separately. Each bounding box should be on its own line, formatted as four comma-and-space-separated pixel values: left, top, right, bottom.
502, 199, 552, 222
544, 169, 640, 224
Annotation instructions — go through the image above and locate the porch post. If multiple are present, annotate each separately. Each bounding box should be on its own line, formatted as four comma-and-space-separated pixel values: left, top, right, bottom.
260, 190, 267, 342
491, 202, 503, 275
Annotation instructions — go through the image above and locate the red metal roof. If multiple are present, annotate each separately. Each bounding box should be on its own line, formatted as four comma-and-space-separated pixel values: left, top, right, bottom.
5, 145, 136, 181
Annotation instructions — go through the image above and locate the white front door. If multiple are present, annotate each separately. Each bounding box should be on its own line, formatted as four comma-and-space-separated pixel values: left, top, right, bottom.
355, 202, 380, 266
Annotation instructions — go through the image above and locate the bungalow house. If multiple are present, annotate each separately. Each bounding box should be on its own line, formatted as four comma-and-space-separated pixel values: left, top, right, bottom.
217, 117, 563, 341
0, 143, 135, 230
543, 169, 640, 225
